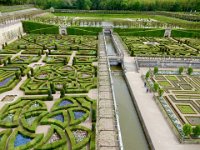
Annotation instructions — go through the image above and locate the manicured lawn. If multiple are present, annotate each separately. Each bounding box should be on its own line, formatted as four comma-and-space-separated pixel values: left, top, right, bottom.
158, 81, 171, 87
54, 13, 152, 19
176, 104, 197, 114
166, 76, 178, 81
54, 13, 200, 29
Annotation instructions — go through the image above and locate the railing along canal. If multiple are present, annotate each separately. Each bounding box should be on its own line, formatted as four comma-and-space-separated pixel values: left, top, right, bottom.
103, 32, 124, 150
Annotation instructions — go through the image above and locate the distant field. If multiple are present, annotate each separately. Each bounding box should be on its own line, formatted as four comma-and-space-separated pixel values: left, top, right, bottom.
54, 13, 151, 19
54, 13, 200, 29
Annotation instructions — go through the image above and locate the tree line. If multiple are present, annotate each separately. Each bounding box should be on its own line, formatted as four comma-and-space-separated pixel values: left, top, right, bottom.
1, 0, 200, 11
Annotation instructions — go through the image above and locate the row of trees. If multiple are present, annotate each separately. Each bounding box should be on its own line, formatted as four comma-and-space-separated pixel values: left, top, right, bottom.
1, 0, 200, 11
145, 66, 194, 96
148, 66, 193, 76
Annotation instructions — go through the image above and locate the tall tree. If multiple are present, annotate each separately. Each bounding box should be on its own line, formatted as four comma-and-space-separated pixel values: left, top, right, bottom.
76, 0, 92, 10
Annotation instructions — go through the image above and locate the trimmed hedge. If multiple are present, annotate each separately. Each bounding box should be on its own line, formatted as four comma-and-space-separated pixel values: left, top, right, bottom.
90, 125, 96, 150
66, 125, 91, 150
51, 96, 79, 112
35, 125, 66, 150
91, 101, 97, 122
21, 96, 49, 101
73, 56, 97, 65
0, 129, 12, 150
0, 108, 21, 128
8, 128, 43, 150
0, 78, 20, 94
171, 29, 200, 38
21, 64, 97, 95
40, 110, 68, 129
114, 28, 165, 37
67, 27, 102, 35
68, 108, 90, 126
22, 21, 59, 34
20, 111, 48, 133
21, 100, 47, 114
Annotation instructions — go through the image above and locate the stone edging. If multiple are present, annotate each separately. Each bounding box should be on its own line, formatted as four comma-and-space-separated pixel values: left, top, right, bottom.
124, 74, 155, 150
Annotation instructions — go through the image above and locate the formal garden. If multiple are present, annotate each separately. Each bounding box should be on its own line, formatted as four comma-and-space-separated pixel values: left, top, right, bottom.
121, 36, 200, 57
0, 33, 98, 149
144, 67, 200, 142
1, 1, 200, 149
0, 96, 96, 150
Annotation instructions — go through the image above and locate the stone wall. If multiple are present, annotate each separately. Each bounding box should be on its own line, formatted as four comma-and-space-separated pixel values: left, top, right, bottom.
0, 22, 23, 48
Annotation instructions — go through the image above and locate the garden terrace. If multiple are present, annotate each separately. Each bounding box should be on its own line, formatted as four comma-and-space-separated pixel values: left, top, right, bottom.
146, 70, 200, 141
2, 34, 97, 55
0, 96, 96, 149
22, 34, 98, 50
122, 36, 200, 57
23, 21, 103, 35
0, 32, 98, 149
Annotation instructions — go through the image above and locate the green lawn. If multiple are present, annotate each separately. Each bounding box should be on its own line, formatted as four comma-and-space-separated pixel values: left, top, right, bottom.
54, 12, 200, 29
54, 12, 151, 19
176, 104, 197, 114
158, 81, 172, 87
166, 76, 178, 81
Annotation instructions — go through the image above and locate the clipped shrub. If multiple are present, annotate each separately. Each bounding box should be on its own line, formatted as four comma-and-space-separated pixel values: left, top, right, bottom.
50, 82, 56, 94
60, 89, 65, 98
48, 89, 53, 100
178, 67, 184, 75
145, 71, 150, 79
188, 67, 193, 75
30, 68, 34, 77
193, 125, 200, 137
183, 124, 192, 136
154, 82, 159, 92
154, 67, 159, 75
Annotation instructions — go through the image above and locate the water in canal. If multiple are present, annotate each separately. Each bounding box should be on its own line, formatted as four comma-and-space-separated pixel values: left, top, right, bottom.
105, 34, 149, 149
112, 70, 149, 150
105, 35, 117, 56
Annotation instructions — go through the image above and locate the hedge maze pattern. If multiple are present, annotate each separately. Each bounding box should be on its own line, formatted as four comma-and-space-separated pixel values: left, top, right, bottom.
0, 96, 96, 150
0, 34, 98, 149
122, 37, 200, 57
153, 74, 200, 126
21, 64, 97, 94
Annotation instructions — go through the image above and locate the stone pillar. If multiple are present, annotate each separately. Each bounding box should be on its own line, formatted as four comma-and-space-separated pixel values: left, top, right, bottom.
59, 25, 67, 35
164, 28, 172, 37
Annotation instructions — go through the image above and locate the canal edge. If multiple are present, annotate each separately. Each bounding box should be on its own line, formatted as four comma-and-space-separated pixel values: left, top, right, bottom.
124, 73, 155, 150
